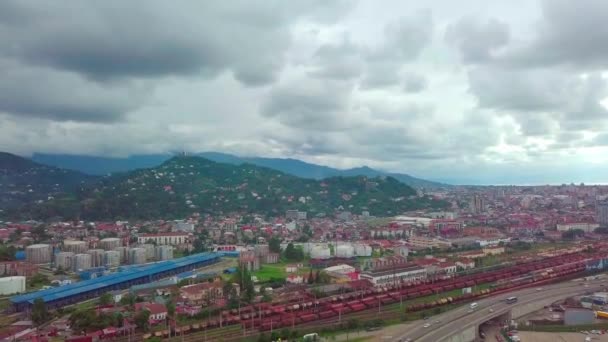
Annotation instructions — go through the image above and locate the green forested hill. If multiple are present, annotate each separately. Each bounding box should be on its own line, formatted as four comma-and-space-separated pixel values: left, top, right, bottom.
6, 156, 447, 220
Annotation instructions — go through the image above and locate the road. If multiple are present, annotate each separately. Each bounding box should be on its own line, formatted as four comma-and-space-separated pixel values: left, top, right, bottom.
391, 278, 606, 342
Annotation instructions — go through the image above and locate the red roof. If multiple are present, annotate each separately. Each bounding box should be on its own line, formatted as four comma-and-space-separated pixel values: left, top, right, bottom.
135, 302, 167, 315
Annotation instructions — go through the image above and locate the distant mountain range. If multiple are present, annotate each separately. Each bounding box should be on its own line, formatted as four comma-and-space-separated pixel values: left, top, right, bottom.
1, 153, 448, 220
31, 152, 448, 189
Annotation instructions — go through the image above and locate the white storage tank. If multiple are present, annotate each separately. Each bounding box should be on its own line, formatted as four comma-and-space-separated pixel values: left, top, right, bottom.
154, 245, 174, 261
73, 253, 92, 272
26, 244, 52, 264
113, 247, 128, 264
353, 244, 372, 257
87, 249, 105, 267
0, 276, 26, 295
63, 240, 87, 254
310, 245, 331, 259
55, 252, 75, 270
129, 248, 146, 265
99, 238, 122, 251
104, 250, 121, 267
141, 244, 155, 260
336, 245, 354, 258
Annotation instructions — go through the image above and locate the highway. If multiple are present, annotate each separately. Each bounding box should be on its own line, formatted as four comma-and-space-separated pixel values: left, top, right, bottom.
391, 278, 606, 342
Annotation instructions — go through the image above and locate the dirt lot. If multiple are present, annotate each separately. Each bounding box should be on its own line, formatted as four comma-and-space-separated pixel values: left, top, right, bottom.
518, 331, 608, 341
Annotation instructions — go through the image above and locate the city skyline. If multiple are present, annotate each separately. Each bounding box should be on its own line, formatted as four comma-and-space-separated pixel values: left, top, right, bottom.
1, 0, 608, 184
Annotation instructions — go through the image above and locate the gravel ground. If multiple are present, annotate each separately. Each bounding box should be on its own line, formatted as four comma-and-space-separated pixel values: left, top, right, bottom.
518, 331, 608, 342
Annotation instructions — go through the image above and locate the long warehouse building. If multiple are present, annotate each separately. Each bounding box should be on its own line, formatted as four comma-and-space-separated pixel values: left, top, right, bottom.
10, 253, 220, 312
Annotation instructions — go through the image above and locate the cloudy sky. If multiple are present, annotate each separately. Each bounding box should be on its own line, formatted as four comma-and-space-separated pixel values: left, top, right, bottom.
2, 0, 608, 185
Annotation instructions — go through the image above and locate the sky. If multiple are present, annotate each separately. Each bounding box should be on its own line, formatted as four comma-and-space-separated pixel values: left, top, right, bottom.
1, 0, 608, 185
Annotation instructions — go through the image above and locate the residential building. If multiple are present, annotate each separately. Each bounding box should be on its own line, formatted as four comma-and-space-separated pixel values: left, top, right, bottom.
470, 195, 485, 214
598, 201, 608, 227
135, 303, 167, 324
286, 274, 304, 284
455, 258, 475, 270
180, 281, 223, 305
285, 264, 298, 273
407, 235, 452, 249
556, 222, 599, 233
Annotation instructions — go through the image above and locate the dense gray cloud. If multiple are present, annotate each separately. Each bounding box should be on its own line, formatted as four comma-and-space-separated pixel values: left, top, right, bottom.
0, 59, 145, 122
0, 0, 352, 85
308, 37, 364, 80
445, 17, 510, 63
261, 78, 358, 131
402, 72, 428, 93
503, 0, 608, 69
2, 0, 608, 184
371, 9, 434, 62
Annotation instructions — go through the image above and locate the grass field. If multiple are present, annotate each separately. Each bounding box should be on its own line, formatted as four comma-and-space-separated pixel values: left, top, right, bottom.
253, 264, 287, 282
252, 262, 312, 282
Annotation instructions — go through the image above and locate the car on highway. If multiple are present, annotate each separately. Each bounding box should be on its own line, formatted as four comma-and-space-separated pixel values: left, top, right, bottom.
435, 320, 441, 324
423, 323, 431, 328
536, 287, 543, 291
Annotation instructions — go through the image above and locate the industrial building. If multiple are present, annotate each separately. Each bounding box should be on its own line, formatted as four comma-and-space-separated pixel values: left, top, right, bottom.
63, 240, 87, 254
360, 264, 427, 286
137, 232, 190, 245
10, 253, 220, 312
25, 244, 52, 264
0, 276, 26, 295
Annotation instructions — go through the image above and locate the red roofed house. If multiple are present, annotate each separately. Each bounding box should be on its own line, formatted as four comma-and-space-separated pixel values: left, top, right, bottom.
455, 258, 475, 270
135, 303, 167, 324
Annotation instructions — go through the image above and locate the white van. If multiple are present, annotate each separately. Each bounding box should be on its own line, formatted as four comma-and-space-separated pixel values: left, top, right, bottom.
470, 302, 478, 309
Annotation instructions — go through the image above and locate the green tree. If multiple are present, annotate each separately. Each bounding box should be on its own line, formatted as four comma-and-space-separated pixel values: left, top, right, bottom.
120, 293, 136, 307
284, 243, 304, 261
193, 236, 206, 253
99, 292, 113, 306
269, 237, 281, 253
69, 308, 98, 333
166, 299, 175, 318
240, 267, 255, 302
134, 309, 151, 332
347, 318, 360, 340
31, 298, 48, 326
0, 244, 16, 261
